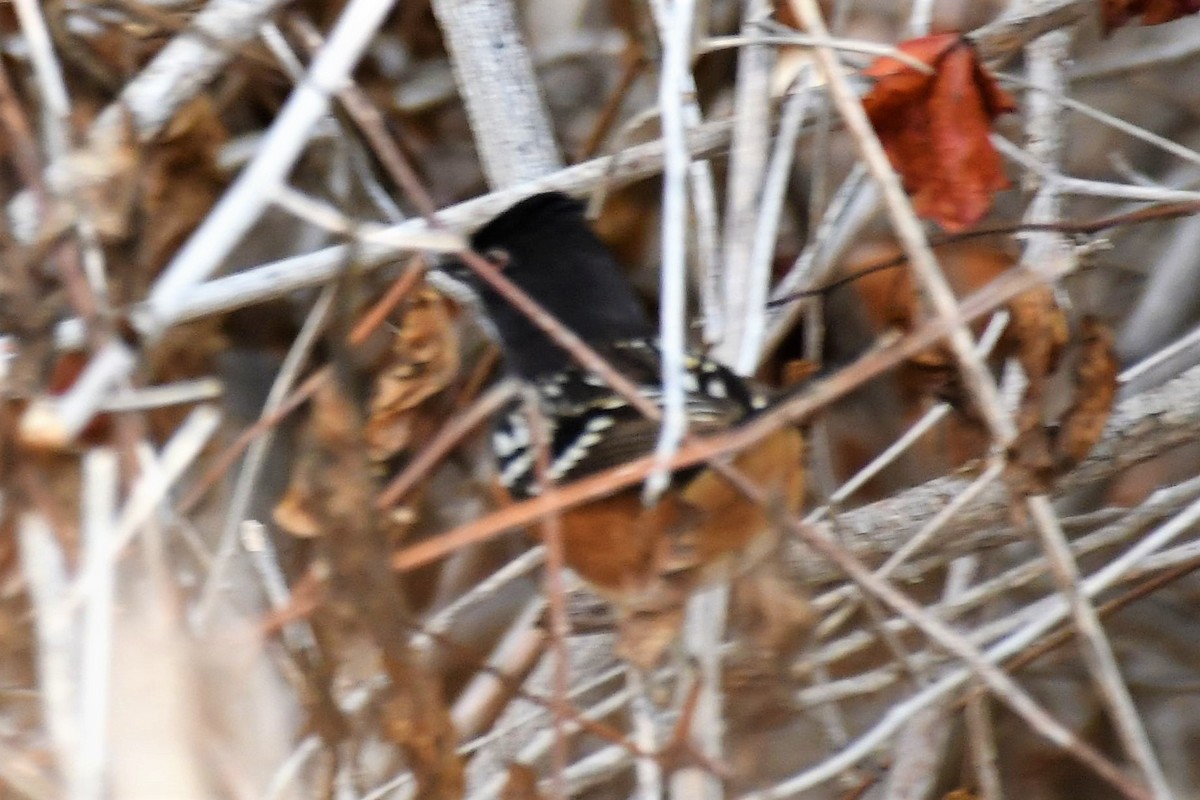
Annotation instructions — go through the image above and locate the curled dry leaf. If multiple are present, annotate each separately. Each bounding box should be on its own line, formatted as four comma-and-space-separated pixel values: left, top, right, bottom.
1102, 0, 1200, 32
273, 379, 366, 540
365, 284, 460, 462
846, 240, 1020, 407
272, 441, 325, 538
1006, 317, 1118, 495
273, 404, 418, 543
1053, 316, 1118, 470
985, 283, 1074, 496
730, 562, 814, 668
1005, 284, 1070, 432
844, 240, 1085, 474
862, 33, 1017, 232
277, 284, 458, 539
616, 604, 685, 670
500, 763, 545, 800
136, 97, 228, 280
1005, 420, 1058, 495
942, 790, 981, 800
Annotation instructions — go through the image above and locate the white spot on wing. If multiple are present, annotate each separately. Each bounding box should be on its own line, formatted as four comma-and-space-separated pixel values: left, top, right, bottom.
492, 429, 517, 457
508, 416, 530, 447
499, 452, 533, 487
548, 427, 607, 480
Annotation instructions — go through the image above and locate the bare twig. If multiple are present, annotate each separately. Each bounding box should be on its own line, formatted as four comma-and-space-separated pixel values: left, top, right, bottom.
63, 407, 222, 612
19, 514, 76, 790
194, 285, 335, 629
732, 469, 1150, 799
717, 0, 775, 374
646, 0, 694, 505
525, 394, 571, 796
646, 0, 723, 346
1019, 20, 1170, 792
430, 0, 563, 188
77, 449, 119, 800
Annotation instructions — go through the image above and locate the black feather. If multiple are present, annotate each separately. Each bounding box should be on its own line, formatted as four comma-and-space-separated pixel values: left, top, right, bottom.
467, 192, 654, 379
492, 341, 768, 498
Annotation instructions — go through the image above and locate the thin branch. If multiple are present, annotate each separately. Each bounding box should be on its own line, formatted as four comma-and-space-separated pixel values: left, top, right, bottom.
194, 285, 335, 630
452, 597, 548, 741
62, 407, 223, 613
742, 69, 818, 371
18, 514, 76, 789
717, 0, 775, 373
697, 33, 934, 71
647, 0, 694, 505
734, 477, 1150, 800
1000, 70, 1200, 173
141, 0, 401, 333
376, 379, 520, 509
646, 0, 724, 345
525, 393, 571, 795
430, 0, 563, 188
77, 449, 119, 800
54, 115, 749, 352
881, 558, 978, 800
1022, 18, 1170, 789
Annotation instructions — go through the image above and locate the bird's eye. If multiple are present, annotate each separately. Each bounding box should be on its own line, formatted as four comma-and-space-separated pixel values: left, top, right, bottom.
484, 248, 511, 269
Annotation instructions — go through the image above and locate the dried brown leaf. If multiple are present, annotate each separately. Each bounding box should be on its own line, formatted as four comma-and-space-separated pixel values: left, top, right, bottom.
1053, 316, 1118, 470
1006, 316, 1116, 495
863, 34, 1017, 231
1102, 0, 1200, 32
942, 789, 981, 800
272, 451, 324, 538
616, 604, 685, 670
730, 564, 814, 665
1005, 422, 1059, 495
136, 97, 228, 281
500, 763, 545, 800
365, 284, 460, 461
1003, 284, 1070, 433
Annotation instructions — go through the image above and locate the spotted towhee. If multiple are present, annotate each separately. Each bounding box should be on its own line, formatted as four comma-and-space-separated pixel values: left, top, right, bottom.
462, 192, 806, 666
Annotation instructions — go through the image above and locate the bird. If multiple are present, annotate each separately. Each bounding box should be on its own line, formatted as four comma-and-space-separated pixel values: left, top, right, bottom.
460, 191, 807, 667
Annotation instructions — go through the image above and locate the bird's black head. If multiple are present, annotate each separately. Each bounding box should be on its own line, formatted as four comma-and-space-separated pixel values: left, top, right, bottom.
464, 192, 653, 379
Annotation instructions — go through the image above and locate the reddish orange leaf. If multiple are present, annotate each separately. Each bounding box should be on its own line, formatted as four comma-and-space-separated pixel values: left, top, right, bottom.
863, 34, 1017, 232
1103, 0, 1200, 31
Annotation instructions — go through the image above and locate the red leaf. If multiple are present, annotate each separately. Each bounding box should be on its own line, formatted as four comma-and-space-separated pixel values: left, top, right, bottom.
863, 34, 1017, 232
1102, 0, 1200, 32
